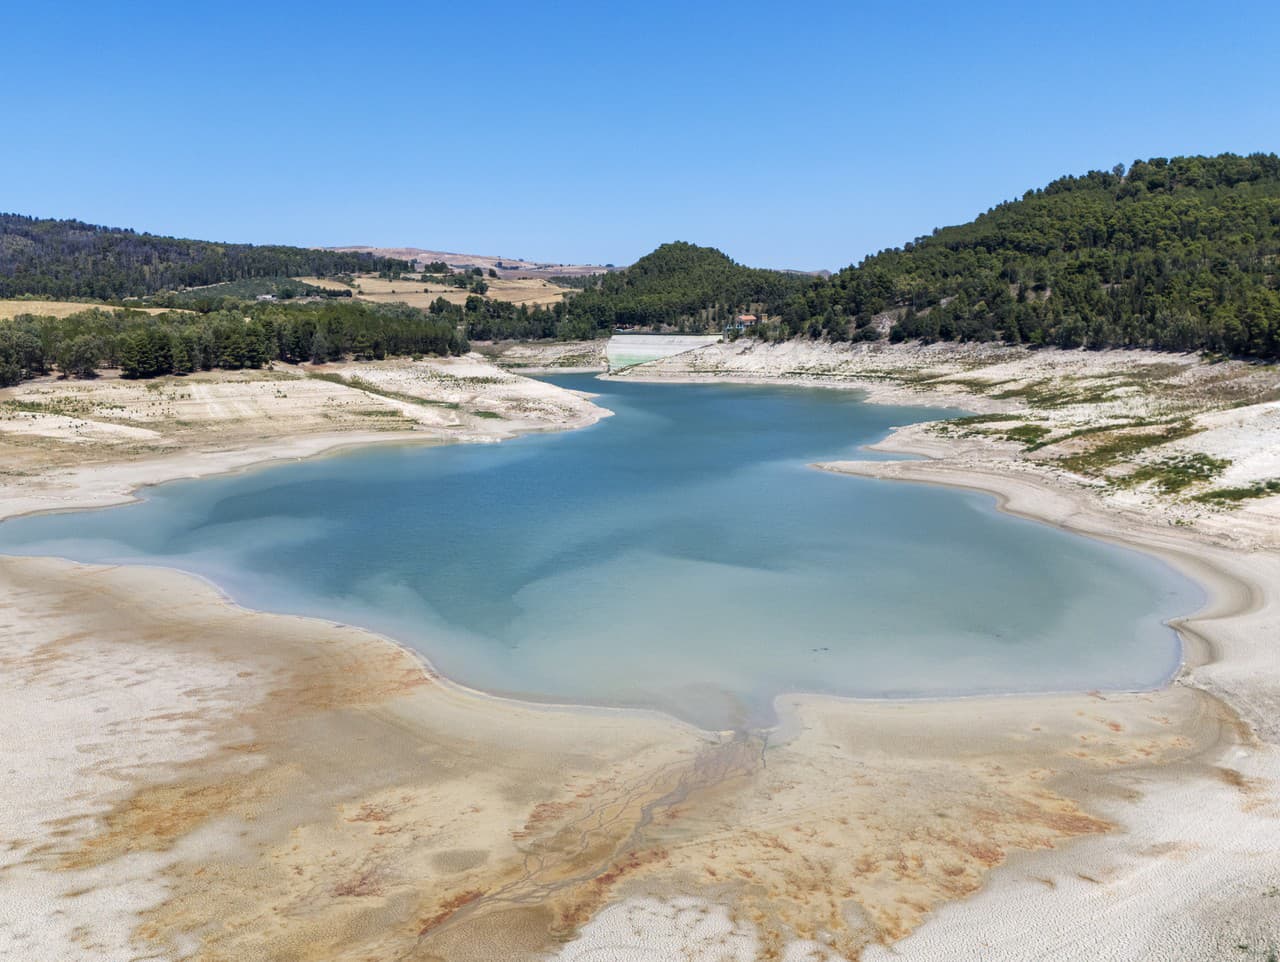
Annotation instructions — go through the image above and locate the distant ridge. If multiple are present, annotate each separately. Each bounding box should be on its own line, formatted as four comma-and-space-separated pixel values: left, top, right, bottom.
0, 214, 410, 299
324, 246, 612, 279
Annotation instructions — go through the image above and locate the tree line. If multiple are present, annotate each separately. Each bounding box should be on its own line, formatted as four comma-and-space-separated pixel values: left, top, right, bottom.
0, 215, 411, 300
767, 152, 1280, 358
6, 153, 1278, 362
476, 153, 1280, 360
0, 299, 467, 386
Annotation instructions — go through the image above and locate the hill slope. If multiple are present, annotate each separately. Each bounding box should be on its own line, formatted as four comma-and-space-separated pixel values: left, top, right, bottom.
557, 241, 810, 336
785, 153, 1280, 358
0, 215, 410, 300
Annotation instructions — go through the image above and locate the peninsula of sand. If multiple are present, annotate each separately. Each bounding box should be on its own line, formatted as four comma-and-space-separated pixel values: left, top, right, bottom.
1, 341, 1276, 961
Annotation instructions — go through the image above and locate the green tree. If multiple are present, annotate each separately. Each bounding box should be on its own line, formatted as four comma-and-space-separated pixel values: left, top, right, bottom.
310, 329, 329, 364
56, 335, 101, 379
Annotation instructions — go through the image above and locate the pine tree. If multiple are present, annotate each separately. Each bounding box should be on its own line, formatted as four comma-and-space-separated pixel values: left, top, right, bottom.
310, 329, 329, 364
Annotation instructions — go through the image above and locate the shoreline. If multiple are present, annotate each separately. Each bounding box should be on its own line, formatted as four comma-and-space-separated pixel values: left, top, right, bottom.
808, 446, 1280, 751
617, 363, 1261, 735
840, 452, 1277, 960
615, 361, 1274, 719
0, 379, 1206, 737
0, 379, 610, 525
604, 353, 1280, 958
815, 440, 1266, 678
811, 461, 1224, 675
603, 366, 1017, 413
614, 352, 1274, 714
2, 354, 1277, 960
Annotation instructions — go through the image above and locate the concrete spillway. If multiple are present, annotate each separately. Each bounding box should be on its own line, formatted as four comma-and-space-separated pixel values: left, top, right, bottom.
605, 334, 722, 372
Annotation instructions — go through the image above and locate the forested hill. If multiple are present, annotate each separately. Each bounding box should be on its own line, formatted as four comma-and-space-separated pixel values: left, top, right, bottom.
780, 153, 1280, 358
0, 215, 411, 299
7, 152, 1278, 357
556, 241, 809, 337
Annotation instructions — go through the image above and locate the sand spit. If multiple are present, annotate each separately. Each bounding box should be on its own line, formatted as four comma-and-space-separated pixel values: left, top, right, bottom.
0, 356, 605, 519
0, 343, 1277, 960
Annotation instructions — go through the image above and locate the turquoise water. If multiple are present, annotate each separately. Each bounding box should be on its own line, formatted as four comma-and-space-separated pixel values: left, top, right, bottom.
0, 376, 1200, 729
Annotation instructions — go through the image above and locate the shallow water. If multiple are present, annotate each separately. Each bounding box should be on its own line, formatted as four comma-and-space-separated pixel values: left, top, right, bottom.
0, 375, 1201, 729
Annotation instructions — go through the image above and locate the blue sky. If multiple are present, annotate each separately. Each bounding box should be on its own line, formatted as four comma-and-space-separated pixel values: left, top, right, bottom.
4, 1, 1278, 269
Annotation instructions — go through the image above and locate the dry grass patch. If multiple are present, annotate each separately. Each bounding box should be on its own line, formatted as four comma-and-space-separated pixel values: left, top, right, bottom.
0, 299, 185, 319
297, 274, 571, 309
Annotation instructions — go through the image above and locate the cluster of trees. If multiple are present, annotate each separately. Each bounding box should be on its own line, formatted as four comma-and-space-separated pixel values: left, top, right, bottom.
547, 274, 607, 290
0, 215, 410, 299
0, 299, 467, 384
429, 243, 809, 342
521, 154, 1279, 359
774, 153, 1280, 358
438, 270, 489, 293
440, 295, 567, 341
259, 300, 467, 364
555, 242, 809, 336
147, 276, 353, 312
0, 321, 49, 386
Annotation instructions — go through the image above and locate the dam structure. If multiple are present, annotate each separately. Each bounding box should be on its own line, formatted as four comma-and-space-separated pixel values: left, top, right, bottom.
605, 334, 722, 372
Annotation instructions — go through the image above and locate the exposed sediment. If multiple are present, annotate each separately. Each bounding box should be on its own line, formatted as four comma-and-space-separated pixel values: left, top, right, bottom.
1, 345, 1277, 961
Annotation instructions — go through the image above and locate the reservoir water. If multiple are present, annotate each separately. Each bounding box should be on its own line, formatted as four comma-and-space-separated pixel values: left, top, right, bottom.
0, 375, 1201, 729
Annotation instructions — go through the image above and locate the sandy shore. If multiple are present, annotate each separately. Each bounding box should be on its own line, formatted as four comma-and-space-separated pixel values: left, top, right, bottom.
1, 347, 1277, 960
815, 449, 1280, 960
